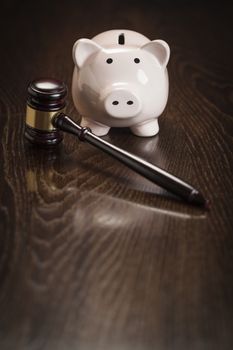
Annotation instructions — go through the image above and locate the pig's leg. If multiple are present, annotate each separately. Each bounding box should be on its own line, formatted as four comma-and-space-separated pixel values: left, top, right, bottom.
130, 119, 159, 137
81, 117, 110, 136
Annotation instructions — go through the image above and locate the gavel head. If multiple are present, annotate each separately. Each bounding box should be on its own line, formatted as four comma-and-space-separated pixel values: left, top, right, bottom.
25, 78, 67, 146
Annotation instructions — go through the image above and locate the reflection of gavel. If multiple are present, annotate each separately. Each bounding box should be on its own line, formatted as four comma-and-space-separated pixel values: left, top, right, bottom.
25, 78, 208, 208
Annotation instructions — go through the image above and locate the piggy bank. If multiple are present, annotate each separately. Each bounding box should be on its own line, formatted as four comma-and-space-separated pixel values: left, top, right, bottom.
72, 30, 170, 137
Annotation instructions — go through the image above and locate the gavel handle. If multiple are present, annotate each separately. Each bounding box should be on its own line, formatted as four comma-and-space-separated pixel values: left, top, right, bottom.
53, 112, 207, 207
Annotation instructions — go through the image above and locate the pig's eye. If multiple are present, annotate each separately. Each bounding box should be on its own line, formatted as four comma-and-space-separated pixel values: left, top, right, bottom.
106, 58, 113, 64
134, 58, 140, 63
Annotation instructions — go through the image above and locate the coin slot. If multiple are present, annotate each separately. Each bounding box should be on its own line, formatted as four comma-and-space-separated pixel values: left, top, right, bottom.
118, 33, 125, 45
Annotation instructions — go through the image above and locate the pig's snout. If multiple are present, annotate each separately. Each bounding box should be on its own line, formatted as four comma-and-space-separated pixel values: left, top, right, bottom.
104, 89, 142, 118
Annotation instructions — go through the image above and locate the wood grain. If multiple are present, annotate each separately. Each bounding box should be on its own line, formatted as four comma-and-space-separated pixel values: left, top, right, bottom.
0, 1, 233, 349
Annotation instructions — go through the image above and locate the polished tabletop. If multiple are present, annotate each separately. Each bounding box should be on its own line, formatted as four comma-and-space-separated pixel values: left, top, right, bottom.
0, 0, 233, 349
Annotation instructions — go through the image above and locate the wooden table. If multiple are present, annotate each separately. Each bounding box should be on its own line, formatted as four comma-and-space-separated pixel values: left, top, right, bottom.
1, 1, 233, 349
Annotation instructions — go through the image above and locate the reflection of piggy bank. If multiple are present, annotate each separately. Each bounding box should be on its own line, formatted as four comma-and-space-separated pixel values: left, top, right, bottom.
72, 29, 170, 137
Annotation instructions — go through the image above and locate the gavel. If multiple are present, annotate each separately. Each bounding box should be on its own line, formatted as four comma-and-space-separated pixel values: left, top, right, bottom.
25, 78, 209, 208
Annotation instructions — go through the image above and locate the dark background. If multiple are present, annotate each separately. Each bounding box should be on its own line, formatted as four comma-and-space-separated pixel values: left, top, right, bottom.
0, 1, 233, 350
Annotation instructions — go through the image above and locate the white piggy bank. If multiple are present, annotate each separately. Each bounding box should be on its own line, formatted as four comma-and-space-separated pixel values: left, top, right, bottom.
72, 30, 170, 137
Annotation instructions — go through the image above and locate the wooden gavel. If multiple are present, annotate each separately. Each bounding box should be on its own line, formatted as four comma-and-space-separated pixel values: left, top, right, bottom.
25, 78, 208, 208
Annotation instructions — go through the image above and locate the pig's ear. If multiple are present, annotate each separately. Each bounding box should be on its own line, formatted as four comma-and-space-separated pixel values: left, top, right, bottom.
73, 39, 102, 69
141, 40, 170, 68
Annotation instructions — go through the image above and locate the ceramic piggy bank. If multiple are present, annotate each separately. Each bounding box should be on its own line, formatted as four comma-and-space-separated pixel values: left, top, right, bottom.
72, 29, 170, 137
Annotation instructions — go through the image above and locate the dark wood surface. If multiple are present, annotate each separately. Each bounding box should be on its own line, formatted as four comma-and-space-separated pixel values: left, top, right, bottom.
1, 1, 233, 349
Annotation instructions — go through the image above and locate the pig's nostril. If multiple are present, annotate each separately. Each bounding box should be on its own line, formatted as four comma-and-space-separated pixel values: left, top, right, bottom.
112, 101, 119, 105
127, 100, 134, 105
